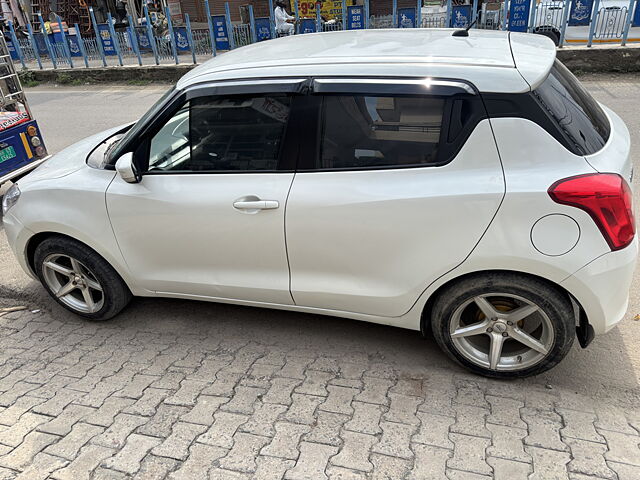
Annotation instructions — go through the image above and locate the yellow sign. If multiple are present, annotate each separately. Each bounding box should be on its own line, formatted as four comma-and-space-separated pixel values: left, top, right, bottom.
290, 0, 344, 20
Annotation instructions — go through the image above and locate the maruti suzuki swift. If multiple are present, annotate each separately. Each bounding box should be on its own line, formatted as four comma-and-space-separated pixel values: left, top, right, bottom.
2, 29, 636, 377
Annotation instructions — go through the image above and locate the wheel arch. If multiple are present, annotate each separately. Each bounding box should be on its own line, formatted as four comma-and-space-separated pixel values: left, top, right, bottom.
25, 231, 135, 294
420, 269, 592, 346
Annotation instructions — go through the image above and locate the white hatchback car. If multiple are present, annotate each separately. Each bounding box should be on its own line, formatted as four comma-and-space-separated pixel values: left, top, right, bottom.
2, 29, 636, 378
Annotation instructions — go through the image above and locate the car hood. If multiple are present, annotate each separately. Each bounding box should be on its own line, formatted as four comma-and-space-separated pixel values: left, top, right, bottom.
18, 123, 133, 186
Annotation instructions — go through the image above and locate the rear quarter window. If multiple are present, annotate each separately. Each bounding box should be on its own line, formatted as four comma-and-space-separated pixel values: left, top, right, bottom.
531, 60, 610, 155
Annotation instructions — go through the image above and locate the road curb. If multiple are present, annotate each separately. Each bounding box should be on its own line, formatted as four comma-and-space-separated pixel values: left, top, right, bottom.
19, 44, 640, 85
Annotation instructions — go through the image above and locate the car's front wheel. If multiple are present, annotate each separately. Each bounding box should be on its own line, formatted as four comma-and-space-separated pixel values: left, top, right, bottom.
34, 236, 132, 321
430, 273, 575, 378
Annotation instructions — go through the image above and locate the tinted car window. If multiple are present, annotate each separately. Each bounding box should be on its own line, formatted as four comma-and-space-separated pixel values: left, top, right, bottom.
319, 95, 445, 169
532, 60, 610, 155
148, 95, 292, 172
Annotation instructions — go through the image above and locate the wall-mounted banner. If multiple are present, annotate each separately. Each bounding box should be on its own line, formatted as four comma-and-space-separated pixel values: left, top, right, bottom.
507, 0, 531, 31
347, 5, 365, 29
633, 2, 640, 26
568, 0, 593, 26
255, 17, 272, 41
174, 27, 190, 51
290, 0, 343, 20
67, 35, 83, 57
33, 33, 48, 55
212, 15, 230, 50
97, 24, 117, 55
451, 5, 471, 28
397, 7, 416, 28
299, 18, 317, 33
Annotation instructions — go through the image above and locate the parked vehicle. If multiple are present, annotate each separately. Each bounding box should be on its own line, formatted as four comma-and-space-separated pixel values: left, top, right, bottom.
3, 29, 636, 377
0, 35, 48, 186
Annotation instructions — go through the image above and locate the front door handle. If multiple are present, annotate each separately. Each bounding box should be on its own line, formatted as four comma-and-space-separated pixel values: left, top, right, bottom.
233, 199, 280, 210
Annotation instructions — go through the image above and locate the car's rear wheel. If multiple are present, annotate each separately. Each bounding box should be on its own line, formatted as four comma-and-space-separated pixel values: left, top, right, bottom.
34, 236, 131, 321
430, 273, 575, 378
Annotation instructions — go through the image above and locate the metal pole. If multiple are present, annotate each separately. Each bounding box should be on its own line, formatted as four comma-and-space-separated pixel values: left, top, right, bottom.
316, 3, 322, 31
26, 21, 42, 69
527, 0, 537, 32
249, 5, 257, 42
127, 14, 142, 65
225, 2, 235, 48
106, 13, 124, 66
342, 0, 347, 29
205, 0, 216, 55
164, 6, 179, 63
417, 0, 422, 27
622, 0, 637, 45
74, 23, 89, 68
587, 0, 602, 47
471, 0, 478, 25
55, 14, 74, 68
393, 0, 398, 27
89, 8, 107, 67
268, 0, 276, 38
38, 13, 58, 69
294, 0, 300, 34
365, 0, 370, 28
447, 0, 453, 27
559, 0, 571, 46
502, 0, 510, 30
144, 6, 159, 64
7, 21, 26, 69
185, 13, 197, 63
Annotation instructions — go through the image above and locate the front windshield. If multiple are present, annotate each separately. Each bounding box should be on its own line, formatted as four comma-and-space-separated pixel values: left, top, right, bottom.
108, 86, 177, 164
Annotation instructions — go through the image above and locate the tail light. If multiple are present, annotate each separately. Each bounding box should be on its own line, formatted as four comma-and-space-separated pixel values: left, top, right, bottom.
548, 173, 635, 251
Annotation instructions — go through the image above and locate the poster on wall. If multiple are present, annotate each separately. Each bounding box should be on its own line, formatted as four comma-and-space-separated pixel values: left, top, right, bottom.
167, 0, 184, 23
290, 0, 343, 20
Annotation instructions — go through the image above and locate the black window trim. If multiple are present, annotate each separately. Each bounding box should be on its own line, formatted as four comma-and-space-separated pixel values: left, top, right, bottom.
296, 77, 486, 172
129, 79, 312, 176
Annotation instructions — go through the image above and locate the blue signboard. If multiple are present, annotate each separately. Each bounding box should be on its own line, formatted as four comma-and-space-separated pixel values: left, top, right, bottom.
97, 24, 116, 55
6, 41, 18, 60
212, 15, 230, 50
255, 17, 271, 41
634, 2, 640, 26
33, 33, 48, 56
451, 5, 471, 28
134, 27, 152, 51
397, 7, 416, 28
300, 18, 317, 33
174, 27, 190, 51
347, 5, 365, 29
568, 0, 593, 26
508, 0, 531, 31
67, 35, 83, 57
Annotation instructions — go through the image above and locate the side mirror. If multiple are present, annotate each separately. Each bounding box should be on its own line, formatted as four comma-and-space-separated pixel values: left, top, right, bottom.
115, 152, 140, 184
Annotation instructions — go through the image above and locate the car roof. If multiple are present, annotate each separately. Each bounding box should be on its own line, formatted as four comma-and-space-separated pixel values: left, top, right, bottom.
177, 29, 556, 94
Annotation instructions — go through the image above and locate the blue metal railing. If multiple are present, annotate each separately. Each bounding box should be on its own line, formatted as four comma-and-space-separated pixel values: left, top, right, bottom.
14, 1, 640, 71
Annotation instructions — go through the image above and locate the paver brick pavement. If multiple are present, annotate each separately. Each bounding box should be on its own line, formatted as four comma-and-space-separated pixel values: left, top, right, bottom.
1, 297, 640, 479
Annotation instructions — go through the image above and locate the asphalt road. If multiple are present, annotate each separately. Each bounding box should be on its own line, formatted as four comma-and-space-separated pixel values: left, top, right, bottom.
2, 77, 640, 399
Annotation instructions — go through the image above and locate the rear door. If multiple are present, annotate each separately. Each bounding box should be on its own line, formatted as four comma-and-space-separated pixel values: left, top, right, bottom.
285, 78, 505, 317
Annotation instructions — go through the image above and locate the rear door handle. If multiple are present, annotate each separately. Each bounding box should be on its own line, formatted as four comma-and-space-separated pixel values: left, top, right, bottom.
233, 200, 280, 210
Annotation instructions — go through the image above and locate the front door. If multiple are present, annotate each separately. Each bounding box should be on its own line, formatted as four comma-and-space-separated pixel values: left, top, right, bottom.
106, 92, 297, 304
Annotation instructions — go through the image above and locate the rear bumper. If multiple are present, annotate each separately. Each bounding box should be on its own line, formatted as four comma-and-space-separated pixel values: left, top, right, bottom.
561, 237, 638, 336
0, 156, 50, 186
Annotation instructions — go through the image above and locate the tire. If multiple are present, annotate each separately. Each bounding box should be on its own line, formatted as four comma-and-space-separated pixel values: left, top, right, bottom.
34, 236, 132, 321
430, 273, 575, 378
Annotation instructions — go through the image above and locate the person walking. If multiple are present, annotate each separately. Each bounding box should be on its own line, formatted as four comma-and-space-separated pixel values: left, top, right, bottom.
275, 0, 295, 36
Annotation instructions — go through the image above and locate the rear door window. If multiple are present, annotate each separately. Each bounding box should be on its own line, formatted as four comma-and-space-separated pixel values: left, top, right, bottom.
532, 60, 610, 155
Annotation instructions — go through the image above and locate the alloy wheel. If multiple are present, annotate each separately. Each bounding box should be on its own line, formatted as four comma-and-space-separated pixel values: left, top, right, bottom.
449, 293, 554, 372
41, 254, 104, 314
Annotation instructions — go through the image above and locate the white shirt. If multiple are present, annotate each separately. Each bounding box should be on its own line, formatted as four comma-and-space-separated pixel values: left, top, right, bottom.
275, 6, 294, 30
